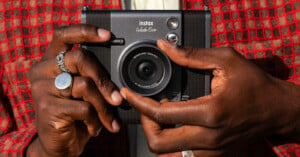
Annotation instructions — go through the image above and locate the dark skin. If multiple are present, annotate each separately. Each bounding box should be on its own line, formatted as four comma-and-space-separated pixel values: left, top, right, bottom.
26, 24, 300, 156
121, 40, 300, 156
27, 25, 123, 157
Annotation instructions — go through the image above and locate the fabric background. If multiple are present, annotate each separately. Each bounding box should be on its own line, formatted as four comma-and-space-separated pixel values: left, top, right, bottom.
0, 0, 299, 156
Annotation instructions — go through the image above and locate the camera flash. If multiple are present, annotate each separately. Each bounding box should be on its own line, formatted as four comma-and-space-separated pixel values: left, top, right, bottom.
167, 17, 179, 30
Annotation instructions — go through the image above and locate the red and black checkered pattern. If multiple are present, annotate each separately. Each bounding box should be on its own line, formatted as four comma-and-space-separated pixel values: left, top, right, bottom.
185, 0, 300, 84
0, 0, 299, 156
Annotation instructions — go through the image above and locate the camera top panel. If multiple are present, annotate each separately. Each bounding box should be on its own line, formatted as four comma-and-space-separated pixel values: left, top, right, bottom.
82, 10, 183, 46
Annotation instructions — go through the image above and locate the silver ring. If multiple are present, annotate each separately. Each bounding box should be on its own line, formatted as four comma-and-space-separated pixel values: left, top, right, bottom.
182, 150, 195, 157
56, 51, 70, 72
55, 72, 72, 91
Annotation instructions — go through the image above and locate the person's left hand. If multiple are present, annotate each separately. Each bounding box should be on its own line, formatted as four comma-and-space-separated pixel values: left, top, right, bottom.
120, 40, 300, 156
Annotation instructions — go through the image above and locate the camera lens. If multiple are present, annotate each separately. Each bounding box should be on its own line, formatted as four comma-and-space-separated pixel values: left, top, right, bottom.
137, 61, 156, 81
120, 41, 172, 96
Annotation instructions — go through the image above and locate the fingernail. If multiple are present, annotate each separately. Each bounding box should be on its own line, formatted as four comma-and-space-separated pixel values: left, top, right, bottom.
112, 119, 120, 132
96, 127, 102, 136
111, 90, 123, 104
120, 90, 126, 100
158, 39, 176, 48
97, 28, 110, 38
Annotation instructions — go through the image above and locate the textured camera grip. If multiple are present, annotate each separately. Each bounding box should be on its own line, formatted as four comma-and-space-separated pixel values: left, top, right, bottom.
182, 11, 211, 99
83, 11, 111, 73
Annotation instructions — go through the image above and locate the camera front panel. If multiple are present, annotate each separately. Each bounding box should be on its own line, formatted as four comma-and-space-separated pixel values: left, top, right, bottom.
82, 10, 211, 123
110, 11, 182, 99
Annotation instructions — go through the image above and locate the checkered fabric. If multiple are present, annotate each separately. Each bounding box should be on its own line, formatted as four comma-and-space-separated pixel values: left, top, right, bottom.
0, 0, 299, 157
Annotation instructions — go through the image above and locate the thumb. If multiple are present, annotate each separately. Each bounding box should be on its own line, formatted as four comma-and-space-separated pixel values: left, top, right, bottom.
157, 40, 220, 70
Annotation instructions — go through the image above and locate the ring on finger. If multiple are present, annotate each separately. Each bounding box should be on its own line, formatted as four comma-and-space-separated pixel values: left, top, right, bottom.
55, 72, 73, 97
56, 51, 70, 73
182, 150, 195, 157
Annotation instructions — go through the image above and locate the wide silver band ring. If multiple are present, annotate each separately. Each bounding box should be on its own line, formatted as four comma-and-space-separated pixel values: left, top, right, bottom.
182, 150, 195, 157
56, 51, 70, 73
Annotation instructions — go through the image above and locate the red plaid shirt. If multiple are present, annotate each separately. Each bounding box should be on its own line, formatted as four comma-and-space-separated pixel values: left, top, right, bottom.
0, 0, 299, 156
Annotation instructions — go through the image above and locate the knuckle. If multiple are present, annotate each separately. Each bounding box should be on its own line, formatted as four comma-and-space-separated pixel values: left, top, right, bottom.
73, 48, 87, 61
30, 80, 48, 98
79, 25, 90, 39
72, 48, 91, 67
30, 80, 42, 92
225, 47, 235, 53
73, 77, 94, 98
204, 98, 226, 126
78, 102, 93, 120
28, 62, 42, 81
37, 98, 52, 113
147, 137, 163, 153
184, 47, 197, 60
79, 77, 93, 90
153, 109, 164, 123
52, 27, 64, 40
206, 109, 224, 127
220, 47, 237, 59
204, 132, 223, 149
97, 75, 111, 89
80, 102, 93, 115
31, 80, 54, 112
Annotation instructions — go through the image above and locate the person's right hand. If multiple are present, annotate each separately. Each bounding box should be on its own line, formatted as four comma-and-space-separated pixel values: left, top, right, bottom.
27, 24, 123, 157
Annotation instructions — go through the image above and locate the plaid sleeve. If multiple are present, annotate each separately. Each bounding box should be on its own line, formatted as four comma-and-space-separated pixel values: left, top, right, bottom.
266, 136, 300, 157
0, 123, 36, 157
0, 57, 37, 157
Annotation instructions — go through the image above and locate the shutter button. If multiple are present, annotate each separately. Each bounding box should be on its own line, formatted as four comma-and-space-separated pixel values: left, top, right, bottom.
166, 33, 179, 44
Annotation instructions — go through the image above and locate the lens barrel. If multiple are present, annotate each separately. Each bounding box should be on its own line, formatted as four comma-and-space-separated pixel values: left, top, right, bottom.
119, 41, 172, 96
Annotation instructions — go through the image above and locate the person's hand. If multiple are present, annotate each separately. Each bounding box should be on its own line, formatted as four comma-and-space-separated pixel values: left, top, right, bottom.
121, 40, 300, 156
27, 24, 123, 157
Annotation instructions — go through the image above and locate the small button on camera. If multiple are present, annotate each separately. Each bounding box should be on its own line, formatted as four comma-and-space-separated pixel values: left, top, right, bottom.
166, 33, 179, 44
167, 17, 179, 30
110, 38, 125, 45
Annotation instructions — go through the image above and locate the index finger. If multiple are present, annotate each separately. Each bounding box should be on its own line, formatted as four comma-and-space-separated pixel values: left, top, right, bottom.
121, 88, 216, 127
157, 40, 230, 70
31, 48, 123, 106
44, 24, 111, 59
141, 115, 222, 153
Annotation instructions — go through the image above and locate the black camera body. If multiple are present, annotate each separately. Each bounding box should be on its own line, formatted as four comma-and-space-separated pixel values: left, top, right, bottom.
81, 9, 211, 123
